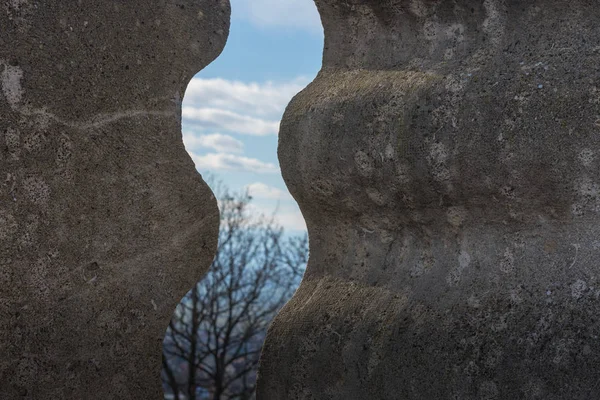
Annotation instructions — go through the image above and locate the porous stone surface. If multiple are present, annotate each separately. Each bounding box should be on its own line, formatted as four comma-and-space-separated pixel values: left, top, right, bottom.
258, 1, 600, 398
0, 1, 228, 398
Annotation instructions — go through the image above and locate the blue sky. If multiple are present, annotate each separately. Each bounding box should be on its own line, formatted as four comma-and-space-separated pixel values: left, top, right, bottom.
182, 0, 323, 235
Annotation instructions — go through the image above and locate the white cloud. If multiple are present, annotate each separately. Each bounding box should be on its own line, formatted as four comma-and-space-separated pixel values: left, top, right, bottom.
276, 210, 307, 232
182, 107, 280, 136
190, 152, 279, 174
182, 76, 313, 176
245, 182, 292, 200
183, 133, 244, 154
232, 0, 322, 35
184, 77, 310, 118
247, 203, 307, 233
245, 202, 307, 233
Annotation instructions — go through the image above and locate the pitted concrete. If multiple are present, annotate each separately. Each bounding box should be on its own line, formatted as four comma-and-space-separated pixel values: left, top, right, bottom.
258, 1, 600, 398
1, 1, 229, 398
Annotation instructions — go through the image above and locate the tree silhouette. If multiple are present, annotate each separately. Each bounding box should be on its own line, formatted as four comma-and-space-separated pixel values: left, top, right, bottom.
162, 183, 307, 400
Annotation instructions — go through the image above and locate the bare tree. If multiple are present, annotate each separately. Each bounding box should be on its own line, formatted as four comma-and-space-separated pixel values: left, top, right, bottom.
162, 183, 308, 400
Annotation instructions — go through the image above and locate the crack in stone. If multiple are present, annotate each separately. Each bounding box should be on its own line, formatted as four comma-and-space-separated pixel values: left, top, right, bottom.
22, 108, 177, 130
1, 60, 176, 130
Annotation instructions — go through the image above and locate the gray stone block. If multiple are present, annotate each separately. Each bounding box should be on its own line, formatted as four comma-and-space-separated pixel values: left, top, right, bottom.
0, 1, 229, 398
258, 1, 600, 398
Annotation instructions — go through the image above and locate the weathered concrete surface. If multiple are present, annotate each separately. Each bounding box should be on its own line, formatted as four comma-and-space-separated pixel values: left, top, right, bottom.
0, 1, 228, 398
258, 1, 600, 398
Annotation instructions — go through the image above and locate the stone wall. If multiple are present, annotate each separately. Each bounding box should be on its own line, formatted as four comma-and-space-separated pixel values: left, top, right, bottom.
6, 0, 600, 398
258, 1, 600, 399
0, 1, 229, 398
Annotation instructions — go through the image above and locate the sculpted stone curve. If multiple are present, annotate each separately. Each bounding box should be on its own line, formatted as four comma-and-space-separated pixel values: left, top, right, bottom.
1, 1, 229, 398
258, 0, 600, 399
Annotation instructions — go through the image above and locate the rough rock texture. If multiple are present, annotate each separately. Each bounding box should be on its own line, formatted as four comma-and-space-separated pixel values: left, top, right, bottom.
0, 1, 228, 398
258, 1, 600, 399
